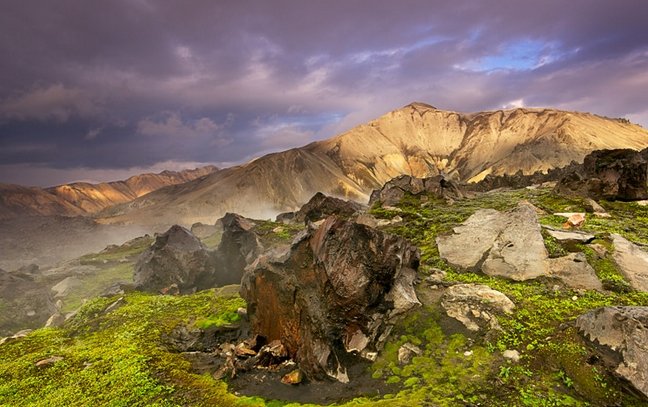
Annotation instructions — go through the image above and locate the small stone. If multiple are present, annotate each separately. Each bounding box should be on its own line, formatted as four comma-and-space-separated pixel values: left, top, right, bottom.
35, 356, 64, 367
503, 350, 520, 362
398, 343, 422, 365
281, 369, 303, 385
464, 350, 473, 357
572, 296, 578, 301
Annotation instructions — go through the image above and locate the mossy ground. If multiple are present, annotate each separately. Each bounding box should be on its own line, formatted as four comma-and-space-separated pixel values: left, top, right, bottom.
2, 186, 648, 406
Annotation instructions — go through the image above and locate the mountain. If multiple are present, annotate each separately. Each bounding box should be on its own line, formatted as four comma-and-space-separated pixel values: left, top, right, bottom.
0, 166, 218, 220
97, 103, 648, 226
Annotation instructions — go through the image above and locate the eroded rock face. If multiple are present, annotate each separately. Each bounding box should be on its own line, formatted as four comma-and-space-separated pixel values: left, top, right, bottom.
441, 284, 515, 332
369, 174, 463, 207
134, 225, 216, 293
576, 306, 648, 399
555, 148, 648, 201
240, 216, 420, 381
292, 192, 364, 224
611, 234, 648, 292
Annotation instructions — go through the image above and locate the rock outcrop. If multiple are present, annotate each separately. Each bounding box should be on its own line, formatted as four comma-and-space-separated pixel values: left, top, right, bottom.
555, 148, 648, 201
369, 175, 463, 207
212, 213, 263, 287
576, 306, 648, 399
240, 216, 420, 381
134, 225, 216, 293
441, 284, 515, 332
437, 204, 602, 289
611, 234, 648, 292
291, 192, 364, 224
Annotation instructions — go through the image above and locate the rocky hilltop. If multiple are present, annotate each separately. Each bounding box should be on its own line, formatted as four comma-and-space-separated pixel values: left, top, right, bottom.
0, 166, 218, 220
98, 103, 648, 226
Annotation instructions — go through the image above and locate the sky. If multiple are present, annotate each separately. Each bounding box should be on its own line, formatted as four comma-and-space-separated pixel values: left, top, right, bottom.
1, 0, 648, 187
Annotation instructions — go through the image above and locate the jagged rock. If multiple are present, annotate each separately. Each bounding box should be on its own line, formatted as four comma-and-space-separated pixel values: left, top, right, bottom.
544, 227, 595, 244
425, 268, 447, 285
398, 343, 422, 365
293, 192, 364, 224
0, 329, 32, 345
0, 269, 56, 336
441, 284, 515, 332
576, 306, 648, 399
583, 198, 607, 214
241, 216, 420, 381
611, 234, 648, 292
354, 213, 403, 228
547, 253, 603, 291
213, 213, 263, 286
275, 211, 296, 224
134, 225, 217, 293
369, 174, 463, 207
555, 148, 648, 201
437, 204, 547, 280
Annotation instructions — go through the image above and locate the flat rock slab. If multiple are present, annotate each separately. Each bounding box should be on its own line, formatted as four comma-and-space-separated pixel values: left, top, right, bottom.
547, 253, 603, 291
576, 306, 648, 399
544, 228, 595, 244
437, 204, 548, 281
611, 234, 648, 292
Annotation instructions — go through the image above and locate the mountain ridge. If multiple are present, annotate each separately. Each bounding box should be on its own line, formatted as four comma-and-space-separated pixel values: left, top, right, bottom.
96, 103, 648, 226
0, 166, 218, 219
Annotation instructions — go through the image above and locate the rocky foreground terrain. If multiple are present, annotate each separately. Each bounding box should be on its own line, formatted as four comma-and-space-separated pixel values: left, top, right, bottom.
2, 148, 648, 406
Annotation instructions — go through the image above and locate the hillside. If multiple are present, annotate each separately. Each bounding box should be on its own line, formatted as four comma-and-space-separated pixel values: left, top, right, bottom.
0, 166, 218, 220
98, 103, 648, 226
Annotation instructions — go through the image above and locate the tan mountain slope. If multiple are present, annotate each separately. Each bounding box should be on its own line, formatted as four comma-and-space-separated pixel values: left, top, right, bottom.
0, 166, 218, 220
98, 103, 648, 226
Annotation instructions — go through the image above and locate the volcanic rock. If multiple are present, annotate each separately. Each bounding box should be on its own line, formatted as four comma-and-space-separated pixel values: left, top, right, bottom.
546, 253, 603, 291
576, 306, 648, 399
292, 192, 364, 224
555, 148, 648, 201
543, 228, 595, 244
212, 213, 263, 286
134, 225, 216, 293
240, 216, 420, 381
369, 174, 463, 207
611, 234, 648, 292
437, 204, 547, 280
441, 284, 515, 332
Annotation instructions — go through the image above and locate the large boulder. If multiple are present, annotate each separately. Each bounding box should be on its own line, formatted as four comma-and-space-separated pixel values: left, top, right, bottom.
437, 204, 602, 288
576, 306, 648, 399
212, 213, 263, 286
437, 204, 547, 280
555, 148, 648, 201
240, 216, 420, 381
611, 234, 648, 292
134, 225, 216, 293
0, 268, 56, 336
369, 174, 463, 207
291, 192, 364, 224
441, 284, 515, 332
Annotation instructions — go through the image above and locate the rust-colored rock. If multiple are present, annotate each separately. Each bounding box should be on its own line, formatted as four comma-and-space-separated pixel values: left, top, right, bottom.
240, 216, 420, 381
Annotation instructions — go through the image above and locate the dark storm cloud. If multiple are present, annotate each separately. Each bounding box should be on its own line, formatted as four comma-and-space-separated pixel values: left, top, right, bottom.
1, 0, 648, 186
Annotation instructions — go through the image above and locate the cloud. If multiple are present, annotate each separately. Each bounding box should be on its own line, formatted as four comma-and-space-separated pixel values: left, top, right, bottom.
136, 111, 232, 145
0, 84, 101, 122
2, 1, 648, 184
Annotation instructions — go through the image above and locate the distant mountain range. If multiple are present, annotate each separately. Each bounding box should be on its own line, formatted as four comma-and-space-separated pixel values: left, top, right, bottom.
0, 166, 218, 219
96, 102, 648, 226
2, 102, 648, 226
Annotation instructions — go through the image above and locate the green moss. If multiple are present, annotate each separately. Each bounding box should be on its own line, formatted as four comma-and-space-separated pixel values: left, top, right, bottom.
0, 289, 256, 407
60, 263, 134, 313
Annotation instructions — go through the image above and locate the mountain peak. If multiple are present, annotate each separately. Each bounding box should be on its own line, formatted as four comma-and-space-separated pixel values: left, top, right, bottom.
404, 101, 438, 111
